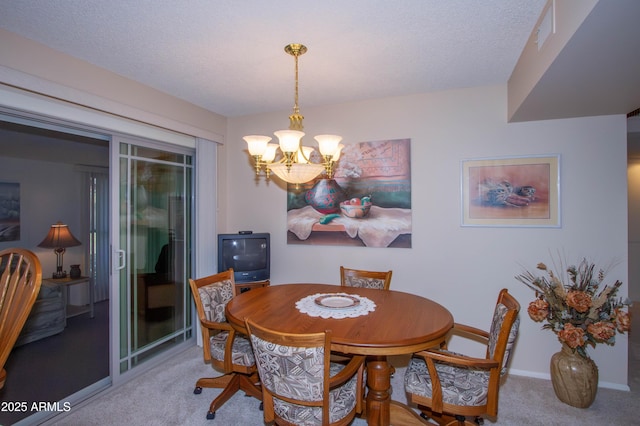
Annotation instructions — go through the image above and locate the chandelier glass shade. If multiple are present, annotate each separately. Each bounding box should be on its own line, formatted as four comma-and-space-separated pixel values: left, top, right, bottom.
245, 43, 343, 184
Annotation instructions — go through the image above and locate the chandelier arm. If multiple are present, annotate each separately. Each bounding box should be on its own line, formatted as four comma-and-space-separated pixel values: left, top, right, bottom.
323, 155, 335, 179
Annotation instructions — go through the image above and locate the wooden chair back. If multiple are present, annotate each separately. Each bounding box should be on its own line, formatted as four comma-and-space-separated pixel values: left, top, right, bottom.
188, 268, 243, 373
246, 317, 364, 426
340, 266, 392, 290
0, 248, 42, 389
188, 268, 263, 419
487, 288, 521, 376
406, 288, 520, 424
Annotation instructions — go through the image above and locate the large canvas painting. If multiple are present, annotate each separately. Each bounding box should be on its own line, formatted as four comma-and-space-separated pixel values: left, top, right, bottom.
287, 138, 412, 248
0, 182, 20, 242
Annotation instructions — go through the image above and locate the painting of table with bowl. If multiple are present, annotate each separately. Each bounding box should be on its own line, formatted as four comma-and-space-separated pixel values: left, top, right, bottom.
340, 196, 372, 218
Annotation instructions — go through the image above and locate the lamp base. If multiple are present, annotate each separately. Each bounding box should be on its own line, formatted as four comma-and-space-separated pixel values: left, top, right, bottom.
51, 271, 67, 279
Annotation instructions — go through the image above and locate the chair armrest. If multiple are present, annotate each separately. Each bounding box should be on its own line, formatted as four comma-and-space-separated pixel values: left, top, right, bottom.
415, 349, 500, 371
439, 323, 489, 351
452, 322, 490, 340
413, 349, 500, 415
329, 355, 366, 389
199, 319, 234, 365
201, 319, 233, 332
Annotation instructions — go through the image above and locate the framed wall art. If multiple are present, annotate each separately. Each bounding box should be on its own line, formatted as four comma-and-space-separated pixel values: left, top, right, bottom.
287, 138, 412, 248
0, 182, 20, 241
461, 155, 560, 227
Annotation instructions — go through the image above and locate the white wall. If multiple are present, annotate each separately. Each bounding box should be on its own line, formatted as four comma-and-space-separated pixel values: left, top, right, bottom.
0, 157, 86, 276
225, 85, 630, 388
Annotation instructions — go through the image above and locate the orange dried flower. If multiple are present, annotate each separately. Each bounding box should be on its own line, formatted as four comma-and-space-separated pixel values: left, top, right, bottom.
586, 321, 616, 341
615, 308, 631, 333
566, 290, 591, 313
558, 323, 585, 348
527, 299, 549, 322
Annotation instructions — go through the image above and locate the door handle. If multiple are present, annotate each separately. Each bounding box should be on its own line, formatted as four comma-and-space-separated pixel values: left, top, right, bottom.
115, 249, 126, 271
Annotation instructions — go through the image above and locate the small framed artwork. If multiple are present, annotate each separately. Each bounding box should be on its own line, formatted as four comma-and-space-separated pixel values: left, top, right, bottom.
0, 182, 20, 241
461, 155, 560, 227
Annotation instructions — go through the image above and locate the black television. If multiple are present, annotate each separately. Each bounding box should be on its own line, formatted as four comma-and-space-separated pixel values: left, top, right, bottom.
217, 232, 270, 283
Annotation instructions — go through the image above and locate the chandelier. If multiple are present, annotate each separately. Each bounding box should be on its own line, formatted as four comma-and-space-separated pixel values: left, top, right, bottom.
244, 44, 344, 184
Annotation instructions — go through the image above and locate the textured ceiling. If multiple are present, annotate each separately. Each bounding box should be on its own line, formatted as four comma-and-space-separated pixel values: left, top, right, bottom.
0, 0, 546, 118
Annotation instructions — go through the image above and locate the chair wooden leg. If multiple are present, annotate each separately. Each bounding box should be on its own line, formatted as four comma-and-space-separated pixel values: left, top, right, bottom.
416, 408, 476, 426
194, 372, 262, 420
206, 374, 242, 419
194, 373, 234, 393
238, 373, 262, 400
0, 368, 6, 390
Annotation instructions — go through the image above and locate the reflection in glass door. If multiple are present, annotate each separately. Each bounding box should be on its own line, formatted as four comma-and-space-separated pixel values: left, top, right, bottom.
116, 141, 193, 374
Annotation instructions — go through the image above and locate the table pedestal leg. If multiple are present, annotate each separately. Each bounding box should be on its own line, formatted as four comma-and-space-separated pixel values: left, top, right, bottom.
366, 356, 391, 426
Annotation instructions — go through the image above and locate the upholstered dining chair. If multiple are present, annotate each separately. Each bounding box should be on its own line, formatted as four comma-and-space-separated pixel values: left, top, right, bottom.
245, 317, 367, 426
339, 266, 395, 378
0, 248, 42, 389
404, 288, 520, 426
188, 269, 262, 420
340, 266, 392, 290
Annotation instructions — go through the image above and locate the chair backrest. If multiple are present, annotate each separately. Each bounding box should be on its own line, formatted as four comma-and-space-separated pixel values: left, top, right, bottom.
189, 268, 236, 325
189, 269, 242, 371
486, 288, 521, 376
0, 248, 42, 389
245, 317, 333, 425
340, 266, 392, 290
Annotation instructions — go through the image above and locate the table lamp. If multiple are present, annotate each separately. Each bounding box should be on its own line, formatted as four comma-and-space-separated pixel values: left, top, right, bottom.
38, 221, 82, 279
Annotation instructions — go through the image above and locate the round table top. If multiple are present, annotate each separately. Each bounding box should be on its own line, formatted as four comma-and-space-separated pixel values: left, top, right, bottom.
226, 283, 454, 356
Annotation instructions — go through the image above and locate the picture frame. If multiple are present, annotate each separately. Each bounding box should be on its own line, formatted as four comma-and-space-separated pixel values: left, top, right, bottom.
461, 155, 560, 227
287, 138, 412, 248
0, 182, 20, 241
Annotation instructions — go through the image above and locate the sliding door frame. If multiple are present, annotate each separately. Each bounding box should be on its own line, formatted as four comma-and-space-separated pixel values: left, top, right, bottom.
0, 87, 218, 420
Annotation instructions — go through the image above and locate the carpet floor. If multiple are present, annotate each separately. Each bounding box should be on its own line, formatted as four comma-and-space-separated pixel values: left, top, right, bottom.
49, 339, 638, 426
0, 301, 109, 426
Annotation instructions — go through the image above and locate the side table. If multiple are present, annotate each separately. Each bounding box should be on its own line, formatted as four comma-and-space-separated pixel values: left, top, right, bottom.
44, 276, 94, 319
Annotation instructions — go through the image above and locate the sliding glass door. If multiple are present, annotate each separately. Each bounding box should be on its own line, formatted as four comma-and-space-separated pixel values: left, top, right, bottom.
113, 138, 193, 376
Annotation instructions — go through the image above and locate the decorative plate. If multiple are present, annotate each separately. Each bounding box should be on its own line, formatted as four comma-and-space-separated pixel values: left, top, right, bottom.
314, 294, 360, 309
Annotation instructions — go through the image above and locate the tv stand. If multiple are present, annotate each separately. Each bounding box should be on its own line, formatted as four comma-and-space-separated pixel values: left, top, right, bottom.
236, 280, 270, 294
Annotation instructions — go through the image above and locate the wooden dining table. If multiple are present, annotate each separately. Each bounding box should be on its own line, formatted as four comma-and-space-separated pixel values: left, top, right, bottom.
225, 283, 454, 426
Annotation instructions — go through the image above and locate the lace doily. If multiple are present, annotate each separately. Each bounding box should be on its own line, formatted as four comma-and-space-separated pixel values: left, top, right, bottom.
295, 292, 376, 319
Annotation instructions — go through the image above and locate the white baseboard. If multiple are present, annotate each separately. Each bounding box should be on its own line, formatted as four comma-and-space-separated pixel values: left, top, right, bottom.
509, 368, 631, 391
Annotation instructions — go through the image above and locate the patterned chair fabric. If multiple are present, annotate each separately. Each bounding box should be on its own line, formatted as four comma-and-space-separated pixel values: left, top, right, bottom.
404, 301, 520, 408
198, 279, 255, 367
250, 333, 360, 425
489, 304, 520, 375
210, 331, 255, 367
198, 279, 234, 323
340, 266, 392, 290
342, 276, 386, 289
345, 277, 384, 290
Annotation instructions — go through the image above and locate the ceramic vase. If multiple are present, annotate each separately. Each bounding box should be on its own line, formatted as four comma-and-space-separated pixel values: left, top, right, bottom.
304, 179, 347, 214
550, 344, 598, 408
69, 264, 81, 279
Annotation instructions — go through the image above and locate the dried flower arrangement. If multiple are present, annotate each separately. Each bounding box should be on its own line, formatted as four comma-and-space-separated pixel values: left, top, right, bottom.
516, 257, 631, 358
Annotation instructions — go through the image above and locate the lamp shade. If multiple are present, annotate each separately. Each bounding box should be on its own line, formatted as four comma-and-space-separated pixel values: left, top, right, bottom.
262, 143, 279, 163
274, 129, 304, 153
244, 135, 272, 156
268, 163, 324, 184
38, 222, 82, 249
296, 146, 315, 164
315, 134, 343, 157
